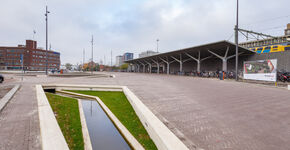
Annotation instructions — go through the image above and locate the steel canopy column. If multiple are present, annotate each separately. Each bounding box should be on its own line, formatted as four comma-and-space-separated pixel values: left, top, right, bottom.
208, 47, 229, 72
222, 58, 227, 72
143, 64, 146, 73
171, 55, 182, 73
138, 61, 146, 73
144, 60, 152, 73
167, 63, 170, 74
151, 58, 160, 74
180, 54, 183, 73
186, 51, 213, 72
159, 56, 176, 75
208, 47, 244, 72
136, 64, 140, 72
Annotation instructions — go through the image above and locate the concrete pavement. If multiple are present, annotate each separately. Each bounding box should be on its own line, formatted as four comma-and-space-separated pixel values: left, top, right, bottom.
0, 73, 290, 150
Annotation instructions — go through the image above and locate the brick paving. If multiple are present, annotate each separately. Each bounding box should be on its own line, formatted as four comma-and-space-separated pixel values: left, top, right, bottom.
0, 86, 12, 99
0, 73, 289, 150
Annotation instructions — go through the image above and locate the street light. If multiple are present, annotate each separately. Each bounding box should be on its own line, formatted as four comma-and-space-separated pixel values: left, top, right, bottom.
156, 39, 159, 53
45, 6, 50, 75
235, 0, 239, 81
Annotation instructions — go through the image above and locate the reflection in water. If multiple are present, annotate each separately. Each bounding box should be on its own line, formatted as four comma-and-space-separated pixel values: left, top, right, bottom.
81, 100, 131, 150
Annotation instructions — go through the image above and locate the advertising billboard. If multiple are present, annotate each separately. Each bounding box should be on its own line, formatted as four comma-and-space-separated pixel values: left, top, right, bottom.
243, 59, 277, 82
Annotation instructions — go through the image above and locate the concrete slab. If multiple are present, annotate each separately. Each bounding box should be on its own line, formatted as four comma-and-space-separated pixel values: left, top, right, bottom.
1, 72, 290, 150
0, 86, 13, 99
0, 83, 40, 150
0, 85, 20, 112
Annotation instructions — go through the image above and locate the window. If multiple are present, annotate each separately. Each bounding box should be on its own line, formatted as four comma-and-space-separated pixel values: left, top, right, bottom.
265, 47, 271, 49
272, 46, 278, 48
257, 48, 263, 50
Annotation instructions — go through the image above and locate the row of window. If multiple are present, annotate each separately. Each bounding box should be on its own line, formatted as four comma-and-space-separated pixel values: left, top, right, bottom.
32, 55, 59, 59
7, 49, 24, 53
30, 63, 58, 66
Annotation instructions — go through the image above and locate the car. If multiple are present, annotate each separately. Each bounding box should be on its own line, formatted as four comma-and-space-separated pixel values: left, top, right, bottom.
0, 74, 4, 83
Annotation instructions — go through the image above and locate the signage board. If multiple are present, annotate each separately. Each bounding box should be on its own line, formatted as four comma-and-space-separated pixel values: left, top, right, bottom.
243, 59, 277, 82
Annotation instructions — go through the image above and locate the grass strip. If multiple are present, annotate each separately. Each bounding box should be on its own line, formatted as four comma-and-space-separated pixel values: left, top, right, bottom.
69, 90, 158, 150
46, 93, 84, 150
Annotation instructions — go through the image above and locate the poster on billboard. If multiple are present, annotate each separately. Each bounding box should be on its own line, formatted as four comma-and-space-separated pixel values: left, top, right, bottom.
243, 59, 277, 82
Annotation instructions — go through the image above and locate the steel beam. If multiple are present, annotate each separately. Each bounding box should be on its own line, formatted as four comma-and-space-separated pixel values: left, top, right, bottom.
151, 58, 160, 74
185, 51, 212, 73
144, 60, 152, 73
171, 55, 183, 73
159, 57, 175, 75
138, 61, 146, 73
207, 47, 243, 72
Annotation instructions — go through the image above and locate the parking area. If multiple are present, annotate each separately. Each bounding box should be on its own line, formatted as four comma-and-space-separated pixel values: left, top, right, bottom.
0, 72, 289, 150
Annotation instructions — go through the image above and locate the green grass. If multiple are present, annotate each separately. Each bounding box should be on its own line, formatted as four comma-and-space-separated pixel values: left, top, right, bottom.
69, 90, 158, 150
45, 93, 84, 150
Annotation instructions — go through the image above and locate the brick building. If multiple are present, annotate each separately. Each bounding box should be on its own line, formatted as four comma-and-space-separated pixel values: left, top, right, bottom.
0, 40, 60, 71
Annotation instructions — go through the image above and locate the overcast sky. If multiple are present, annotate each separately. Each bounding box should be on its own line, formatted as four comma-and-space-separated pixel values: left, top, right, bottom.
0, 0, 289, 65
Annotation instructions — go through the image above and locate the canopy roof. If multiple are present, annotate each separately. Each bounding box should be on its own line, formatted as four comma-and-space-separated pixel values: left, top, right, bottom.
125, 40, 255, 63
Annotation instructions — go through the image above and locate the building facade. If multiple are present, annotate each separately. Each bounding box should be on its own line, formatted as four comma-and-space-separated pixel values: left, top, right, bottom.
0, 40, 60, 71
239, 24, 290, 48
139, 50, 159, 58
115, 55, 123, 66
123, 52, 134, 61
285, 23, 290, 36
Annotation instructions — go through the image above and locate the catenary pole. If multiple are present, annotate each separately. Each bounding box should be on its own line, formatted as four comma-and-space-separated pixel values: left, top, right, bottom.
235, 0, 239, 81
45, 6, 50, 75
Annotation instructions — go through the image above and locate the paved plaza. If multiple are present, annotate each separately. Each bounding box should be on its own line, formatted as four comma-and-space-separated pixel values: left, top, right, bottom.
0, 72, 290, 150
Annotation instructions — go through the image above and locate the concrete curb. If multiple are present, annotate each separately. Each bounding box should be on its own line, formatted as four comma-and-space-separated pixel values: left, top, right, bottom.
42, 84, 123, 92
58, 90, 145, 150
36, 85, 69, 150
288, 85, 290, 90
122, 86, 189, 150
0, 84, 20, 112
47, 84, 189, 150
78, 99, 93, 150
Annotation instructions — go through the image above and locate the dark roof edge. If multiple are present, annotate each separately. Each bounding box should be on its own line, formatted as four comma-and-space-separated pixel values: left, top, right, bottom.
125, 40, 254, 62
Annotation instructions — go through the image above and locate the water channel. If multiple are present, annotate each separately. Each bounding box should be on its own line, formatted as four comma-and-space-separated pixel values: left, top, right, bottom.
81, 99, 131, 150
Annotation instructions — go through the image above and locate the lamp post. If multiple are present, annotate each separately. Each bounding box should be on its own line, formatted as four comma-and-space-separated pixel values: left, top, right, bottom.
235, 0, 239, 81
156, 39, 159, 53
91, 35, 94, 74
45, 6, 50, 75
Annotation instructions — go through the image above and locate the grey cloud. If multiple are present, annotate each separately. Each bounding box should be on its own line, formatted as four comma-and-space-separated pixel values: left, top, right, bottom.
0, 0, 289, 65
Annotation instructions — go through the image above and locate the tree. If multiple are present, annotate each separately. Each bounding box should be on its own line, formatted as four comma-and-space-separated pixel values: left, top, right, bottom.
65, 63, 72, 70
120, 63, 128, 70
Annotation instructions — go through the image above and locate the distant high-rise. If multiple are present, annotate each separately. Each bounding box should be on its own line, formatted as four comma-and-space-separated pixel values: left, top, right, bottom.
115, 55, 123, 66
123, 52, 134, 61
139, 50, 159, 58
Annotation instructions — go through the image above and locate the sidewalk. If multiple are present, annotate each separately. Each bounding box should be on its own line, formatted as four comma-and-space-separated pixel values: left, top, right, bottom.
0, 84, 40, 150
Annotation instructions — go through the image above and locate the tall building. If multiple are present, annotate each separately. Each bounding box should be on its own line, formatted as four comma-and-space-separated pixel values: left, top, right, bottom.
139, 50, 159, 58
285, 23, 290, 36
123, 52, 134, 61
0, 40, 60, 70
115, 55, 123, 66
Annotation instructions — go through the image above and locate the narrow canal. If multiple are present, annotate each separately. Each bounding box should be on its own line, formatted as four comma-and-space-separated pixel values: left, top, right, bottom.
81, 99, 131, 150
